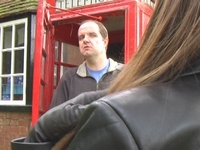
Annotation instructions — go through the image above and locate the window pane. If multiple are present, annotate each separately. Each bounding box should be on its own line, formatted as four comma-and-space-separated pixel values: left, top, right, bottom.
41, 56, 45, 79
54, 65, 58, 86
2, 52, 11, 74
1, 77, 11, 100
14, 50, 24, 73
54, 41, 59, 61
43, 30, 46, 49
40, 84, 44, 111
15, 23, 25, 47
62, 43, 83, 65
3, 26, 12, 49
60, 66, 70, 77
13, 76, 23, 100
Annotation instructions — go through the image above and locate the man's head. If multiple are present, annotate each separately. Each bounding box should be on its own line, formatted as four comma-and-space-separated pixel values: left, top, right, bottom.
78, 20, 109, 58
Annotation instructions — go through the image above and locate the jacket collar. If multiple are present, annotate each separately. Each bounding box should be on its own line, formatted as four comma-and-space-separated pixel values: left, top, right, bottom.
76, 58, 122, 77
180, 59, 200, 77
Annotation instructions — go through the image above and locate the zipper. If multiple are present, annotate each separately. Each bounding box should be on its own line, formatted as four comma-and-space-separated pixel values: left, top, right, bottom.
96, 71, 112, 91
96, 82, 99, 91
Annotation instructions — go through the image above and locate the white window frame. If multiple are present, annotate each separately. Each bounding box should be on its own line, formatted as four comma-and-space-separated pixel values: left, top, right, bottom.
56, 0, 112, 9
0, 18, 28, 105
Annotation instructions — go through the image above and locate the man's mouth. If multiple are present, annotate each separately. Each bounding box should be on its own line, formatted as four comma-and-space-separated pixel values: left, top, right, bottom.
83, 46, 91, 49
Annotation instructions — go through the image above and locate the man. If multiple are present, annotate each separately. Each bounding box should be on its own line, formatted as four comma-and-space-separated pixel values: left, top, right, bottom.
49, 20, 123, 108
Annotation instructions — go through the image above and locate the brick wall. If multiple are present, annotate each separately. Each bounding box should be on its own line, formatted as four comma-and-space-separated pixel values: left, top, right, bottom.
0, 112, 31, 150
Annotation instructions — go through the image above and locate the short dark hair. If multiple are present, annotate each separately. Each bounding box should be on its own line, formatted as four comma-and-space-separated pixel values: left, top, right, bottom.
80, 20, 108, 39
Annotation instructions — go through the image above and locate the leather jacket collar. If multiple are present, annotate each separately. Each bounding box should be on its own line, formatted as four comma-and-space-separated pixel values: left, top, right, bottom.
181, 59, 200, 77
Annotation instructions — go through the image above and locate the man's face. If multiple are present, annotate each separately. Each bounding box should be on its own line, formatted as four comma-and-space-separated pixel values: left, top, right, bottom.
78, 22, 108, 58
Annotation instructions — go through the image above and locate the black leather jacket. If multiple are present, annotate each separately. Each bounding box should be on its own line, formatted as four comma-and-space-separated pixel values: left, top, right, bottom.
25, 60, 200, 150
24, 90, 107, 143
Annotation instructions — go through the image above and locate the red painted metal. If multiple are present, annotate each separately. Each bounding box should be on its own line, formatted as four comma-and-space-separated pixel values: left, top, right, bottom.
46, 0, 55, 13
47, 4, 102, 21
54, 24, 79, 45
125, 1, 153, 62
42, 23, 54, 114
124, 1, 136, 63
49, 1, 133, 24
32, 0, 56, 125
137, 1, 153, 46
32, 0, 46, 126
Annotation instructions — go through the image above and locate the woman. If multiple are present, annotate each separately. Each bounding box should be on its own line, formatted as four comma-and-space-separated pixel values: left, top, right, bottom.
13, 0, 200, 149
66, 0, 200, 149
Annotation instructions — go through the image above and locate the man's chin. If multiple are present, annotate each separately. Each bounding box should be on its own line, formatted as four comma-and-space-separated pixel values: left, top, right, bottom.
83, 53, 93, 58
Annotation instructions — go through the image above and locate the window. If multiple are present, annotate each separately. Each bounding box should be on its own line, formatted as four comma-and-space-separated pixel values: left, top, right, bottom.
53, 41, 84, 87
0, 18, 28, 105
56, 0, 111, 8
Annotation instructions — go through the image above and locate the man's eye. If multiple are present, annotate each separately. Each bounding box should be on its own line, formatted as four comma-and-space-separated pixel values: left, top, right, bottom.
89, 33, 97, 37
78, 36, 84, 41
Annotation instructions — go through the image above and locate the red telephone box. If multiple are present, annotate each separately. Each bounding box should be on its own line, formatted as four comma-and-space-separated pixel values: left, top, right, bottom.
32, 0, 153, 125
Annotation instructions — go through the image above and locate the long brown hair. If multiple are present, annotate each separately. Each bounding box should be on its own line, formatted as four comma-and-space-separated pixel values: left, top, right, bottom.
108, 0, 200, 94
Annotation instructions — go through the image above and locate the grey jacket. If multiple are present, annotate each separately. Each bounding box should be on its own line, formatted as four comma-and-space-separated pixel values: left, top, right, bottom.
50, 58, 123, 108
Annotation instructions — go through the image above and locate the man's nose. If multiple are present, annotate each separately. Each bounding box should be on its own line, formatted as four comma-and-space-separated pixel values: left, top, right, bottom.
83, 35, 89, 42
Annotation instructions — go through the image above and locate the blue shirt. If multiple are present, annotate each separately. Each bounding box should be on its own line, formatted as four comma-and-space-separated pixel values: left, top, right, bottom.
86, 61, 110, 82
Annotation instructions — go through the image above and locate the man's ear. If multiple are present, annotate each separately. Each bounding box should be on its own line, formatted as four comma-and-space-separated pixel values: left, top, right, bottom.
104, 37, 109, 48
